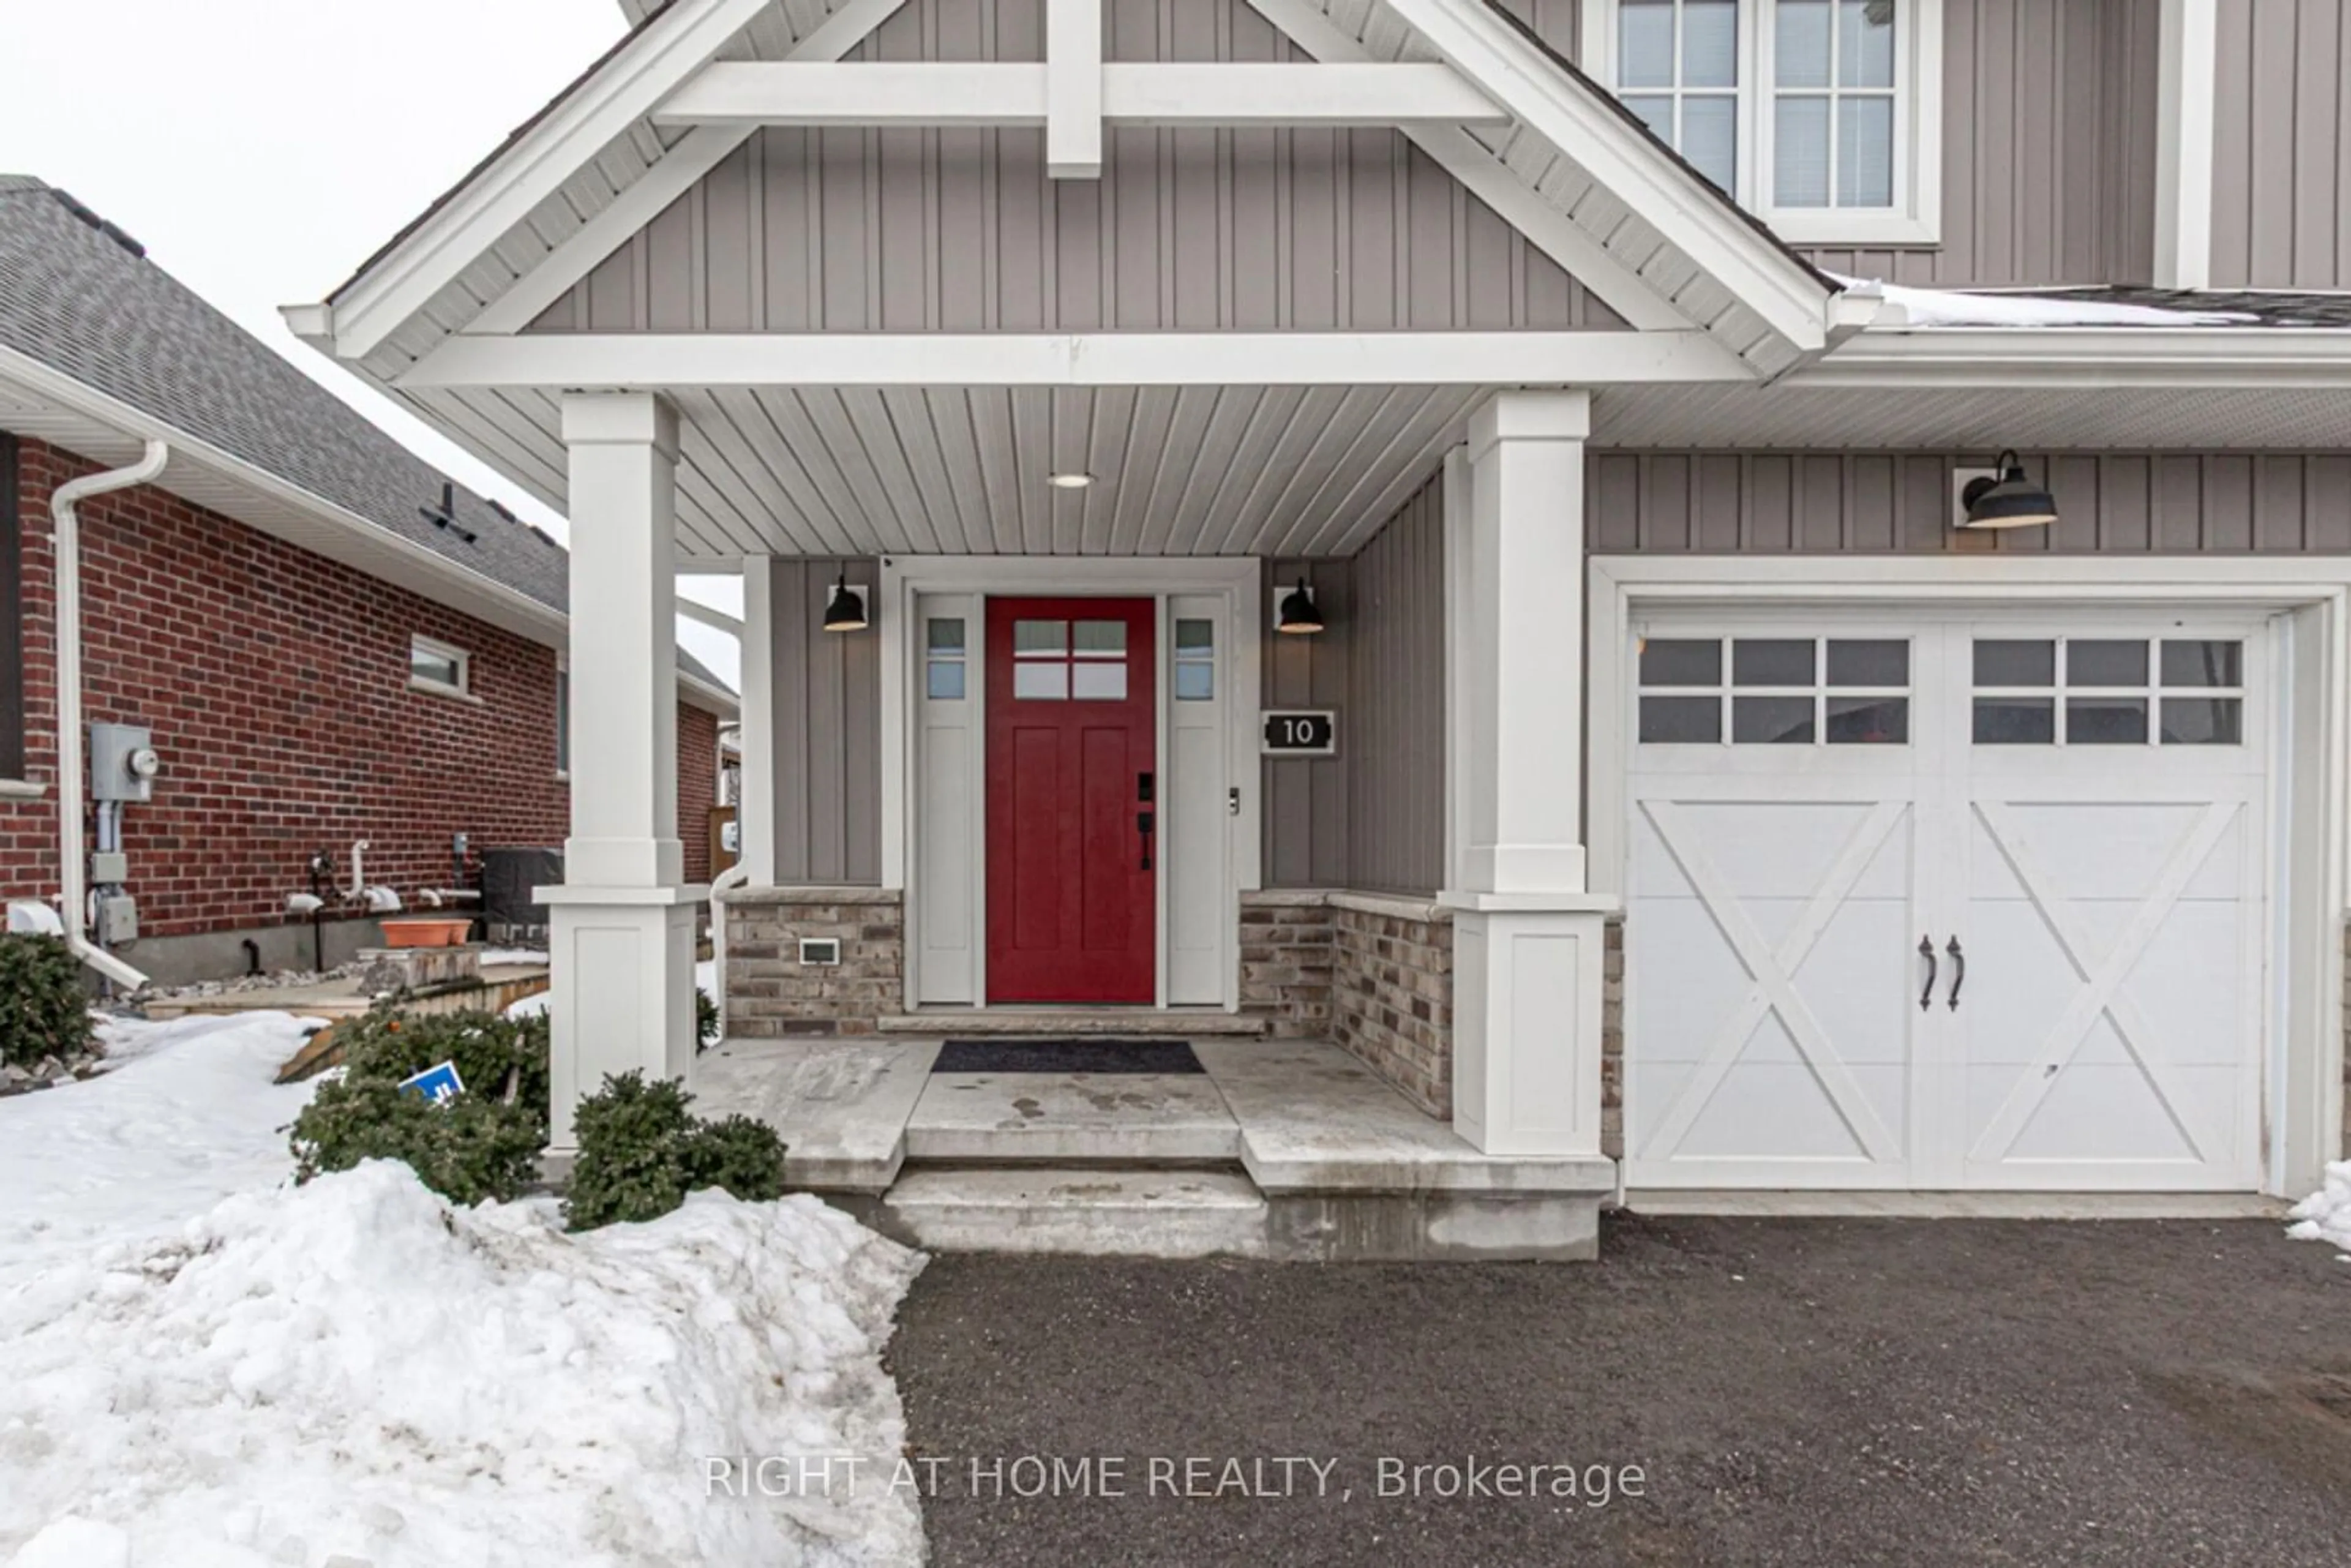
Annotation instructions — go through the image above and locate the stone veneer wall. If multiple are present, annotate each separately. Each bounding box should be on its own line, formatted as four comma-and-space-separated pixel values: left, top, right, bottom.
1237, 891, 1335, 1040
722, 888, 902, 1037
1240, 890, 1455, 1118
1602, 919, 1625, 1161
1329, 895, 1454, 1119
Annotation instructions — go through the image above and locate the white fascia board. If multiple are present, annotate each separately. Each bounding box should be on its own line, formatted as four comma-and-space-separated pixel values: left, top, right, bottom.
398, 329, 1750, 389
680, 672, 741, 717
0, 348, 567, 645
2153, 0, 2219, 290
1800, 328, 2351, 388
653, 61, 1505, 128
322, 0, 788, 364
1376, 0, 1831, 353
351, 0, 912, 349
1243, 0, 1685, 334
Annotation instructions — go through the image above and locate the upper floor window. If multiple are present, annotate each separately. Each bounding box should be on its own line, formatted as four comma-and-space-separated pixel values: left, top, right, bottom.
1589, 0, 1942, 247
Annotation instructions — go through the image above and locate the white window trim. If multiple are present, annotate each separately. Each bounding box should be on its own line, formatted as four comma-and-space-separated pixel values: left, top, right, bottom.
409, 633, 475, 701
1581, 0, 1943, 248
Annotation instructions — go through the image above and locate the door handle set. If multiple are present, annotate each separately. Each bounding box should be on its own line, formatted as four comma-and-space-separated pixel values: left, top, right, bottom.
1918, 935, 1967, 1011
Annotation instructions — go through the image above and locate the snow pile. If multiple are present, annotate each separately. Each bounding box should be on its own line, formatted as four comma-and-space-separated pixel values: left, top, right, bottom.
1, 1163, 924, 1568
0, 1011, 321, 1289
2287, 1160, 2351, 1252
1835, 274, 2259, 329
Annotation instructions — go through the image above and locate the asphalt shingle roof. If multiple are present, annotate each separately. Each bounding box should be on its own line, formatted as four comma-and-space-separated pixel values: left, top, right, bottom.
0, 177, 730, 695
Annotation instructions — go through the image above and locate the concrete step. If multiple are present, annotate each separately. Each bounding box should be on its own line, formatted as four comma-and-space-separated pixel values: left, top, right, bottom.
876, 1010, 1268, 1037
881, 1167, 1269, 1258
904, 1071, 1242, 1162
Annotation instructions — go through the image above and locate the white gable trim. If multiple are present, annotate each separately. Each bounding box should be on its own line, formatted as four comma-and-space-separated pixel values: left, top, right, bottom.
326, 0, 906, 362
1244, 0, 1684, 334
1376, 0, 1830, 354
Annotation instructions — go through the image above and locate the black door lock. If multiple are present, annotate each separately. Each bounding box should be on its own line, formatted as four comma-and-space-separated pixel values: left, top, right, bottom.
1137, 811, 1154, 871
1137, 771, 1153, 803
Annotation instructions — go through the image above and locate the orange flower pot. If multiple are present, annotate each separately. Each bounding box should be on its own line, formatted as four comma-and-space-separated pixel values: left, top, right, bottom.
380, 918, 473, 949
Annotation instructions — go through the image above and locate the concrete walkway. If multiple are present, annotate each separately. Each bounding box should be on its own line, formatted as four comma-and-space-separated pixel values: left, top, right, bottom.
892, 1212, 2351, 1567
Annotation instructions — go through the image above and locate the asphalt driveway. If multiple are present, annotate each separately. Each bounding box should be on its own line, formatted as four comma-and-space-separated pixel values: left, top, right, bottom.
891, 1213, 2351, 1567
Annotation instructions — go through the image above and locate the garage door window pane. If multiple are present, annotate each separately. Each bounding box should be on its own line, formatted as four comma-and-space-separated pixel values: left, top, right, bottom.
1014, 620, 1066, 655
2161, 697, 2243, 746
1975, 698, 2055, 745
2161, 640, 2243, 688
1825, 696, 1907, 745
1733, 695, 1815, 743
1825, 639, 1907, 686
1733, 639, 1815, 686
1013, 663, 1068, 700
2067, 697, 2149, 745
1640, 696, 1721, 743
1974, 639, 2055, 687
1640, 638, 1721, 686
2067, 639, 2148, 688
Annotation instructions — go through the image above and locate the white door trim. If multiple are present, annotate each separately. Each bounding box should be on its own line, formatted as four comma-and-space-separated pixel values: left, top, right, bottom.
880, 556, 1262, 1013
1588, 554, 2350, 1198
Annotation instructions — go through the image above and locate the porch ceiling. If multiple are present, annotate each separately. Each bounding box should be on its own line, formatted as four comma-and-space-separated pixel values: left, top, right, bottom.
411, 380, 1487, 561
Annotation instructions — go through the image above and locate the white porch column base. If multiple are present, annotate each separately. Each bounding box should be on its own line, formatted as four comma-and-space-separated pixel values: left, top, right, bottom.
542, 885, 703, 1152
1444, 894, 1614, 1157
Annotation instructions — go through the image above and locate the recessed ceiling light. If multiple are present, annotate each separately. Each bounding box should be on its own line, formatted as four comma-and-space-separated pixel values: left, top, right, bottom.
1048, 471, 1094, 489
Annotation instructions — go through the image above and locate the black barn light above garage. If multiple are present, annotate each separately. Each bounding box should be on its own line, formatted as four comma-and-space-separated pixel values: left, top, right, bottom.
1959, 451, 2060, 530
822, 573, 869, 632
1276, 579, 1325, 635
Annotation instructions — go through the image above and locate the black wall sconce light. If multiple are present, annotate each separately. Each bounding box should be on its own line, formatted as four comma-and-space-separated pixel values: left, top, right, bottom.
822, 573, 869, 632
1958, 451, 2060, 531
1275, 579, 1325, 636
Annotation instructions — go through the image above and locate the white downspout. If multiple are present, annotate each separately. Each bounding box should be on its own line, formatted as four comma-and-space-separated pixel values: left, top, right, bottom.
50, 441, 169, 990
707, 860, 750, 1045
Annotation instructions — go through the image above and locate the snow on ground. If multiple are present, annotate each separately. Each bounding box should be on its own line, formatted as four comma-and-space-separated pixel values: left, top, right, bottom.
1, 1007, 927, 1568
0, 1012, 322, 1290
1834, 274, 2260, 328
2287, 1160, 2351, 1255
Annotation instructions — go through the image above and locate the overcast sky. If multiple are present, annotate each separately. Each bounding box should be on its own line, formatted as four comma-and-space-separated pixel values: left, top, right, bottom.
0, 0, 747, 687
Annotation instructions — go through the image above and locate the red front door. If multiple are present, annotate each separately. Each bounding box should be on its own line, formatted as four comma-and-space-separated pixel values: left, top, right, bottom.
984, 597, 1157, 1003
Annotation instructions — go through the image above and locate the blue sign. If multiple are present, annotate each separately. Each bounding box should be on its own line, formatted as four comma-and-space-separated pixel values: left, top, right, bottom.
399, 1060, 466, 1107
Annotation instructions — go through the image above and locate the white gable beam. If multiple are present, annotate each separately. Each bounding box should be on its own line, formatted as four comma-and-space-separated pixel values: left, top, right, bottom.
2153, 0, 2219, 290
463, 0, 912, 339
1046, 0, 1101, 178
397, 330, 1750, 390
1377, 0, 1828, 353
1243, 0, 1684, 335
653, 61, 1507, 128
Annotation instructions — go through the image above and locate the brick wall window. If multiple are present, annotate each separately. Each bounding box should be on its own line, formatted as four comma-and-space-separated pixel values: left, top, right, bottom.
409, 632, 471, 697
0, 433, 22, 780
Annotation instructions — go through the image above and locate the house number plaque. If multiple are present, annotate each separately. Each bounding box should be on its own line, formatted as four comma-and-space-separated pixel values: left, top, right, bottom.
1262, 710, 1337, 756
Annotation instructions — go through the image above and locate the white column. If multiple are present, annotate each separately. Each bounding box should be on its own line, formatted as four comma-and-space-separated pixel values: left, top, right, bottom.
541, 391, 702, 1150
1443, 389, 1614, 1161
738, 554, 779, 888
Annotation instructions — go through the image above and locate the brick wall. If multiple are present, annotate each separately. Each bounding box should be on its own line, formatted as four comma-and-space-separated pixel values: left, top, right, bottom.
722, 888, 903, 1036
1329, 895, 1453, 1119
678, 702, 718, 889
1, 438, 722, 949
1237, 891, 1335, 1039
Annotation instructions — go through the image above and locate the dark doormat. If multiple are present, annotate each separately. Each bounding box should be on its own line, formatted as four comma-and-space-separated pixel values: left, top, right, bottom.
932, 1038, 1201, 1075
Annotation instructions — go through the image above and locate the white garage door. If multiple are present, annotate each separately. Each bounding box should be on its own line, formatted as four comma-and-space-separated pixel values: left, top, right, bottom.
1625, 615, 2268, 1192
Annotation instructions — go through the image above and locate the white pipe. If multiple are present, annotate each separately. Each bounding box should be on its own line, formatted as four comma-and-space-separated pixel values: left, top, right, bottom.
50, 441, 169, 990
707, 859, 751, 1046
347, 840, 370, 901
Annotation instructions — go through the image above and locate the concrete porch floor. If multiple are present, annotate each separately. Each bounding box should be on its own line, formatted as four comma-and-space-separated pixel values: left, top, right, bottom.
690, 1036, 1617, 1261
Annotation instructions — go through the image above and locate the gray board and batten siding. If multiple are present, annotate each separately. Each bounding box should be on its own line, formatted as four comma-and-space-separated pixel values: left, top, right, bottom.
2210, 0, 2351, 289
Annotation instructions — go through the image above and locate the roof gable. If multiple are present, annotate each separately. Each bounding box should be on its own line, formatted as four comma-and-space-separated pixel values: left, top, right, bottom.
298, 0, 1843, 385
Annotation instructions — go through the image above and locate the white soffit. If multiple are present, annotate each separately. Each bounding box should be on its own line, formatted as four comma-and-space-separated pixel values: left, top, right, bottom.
403, 381, 1488, 563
